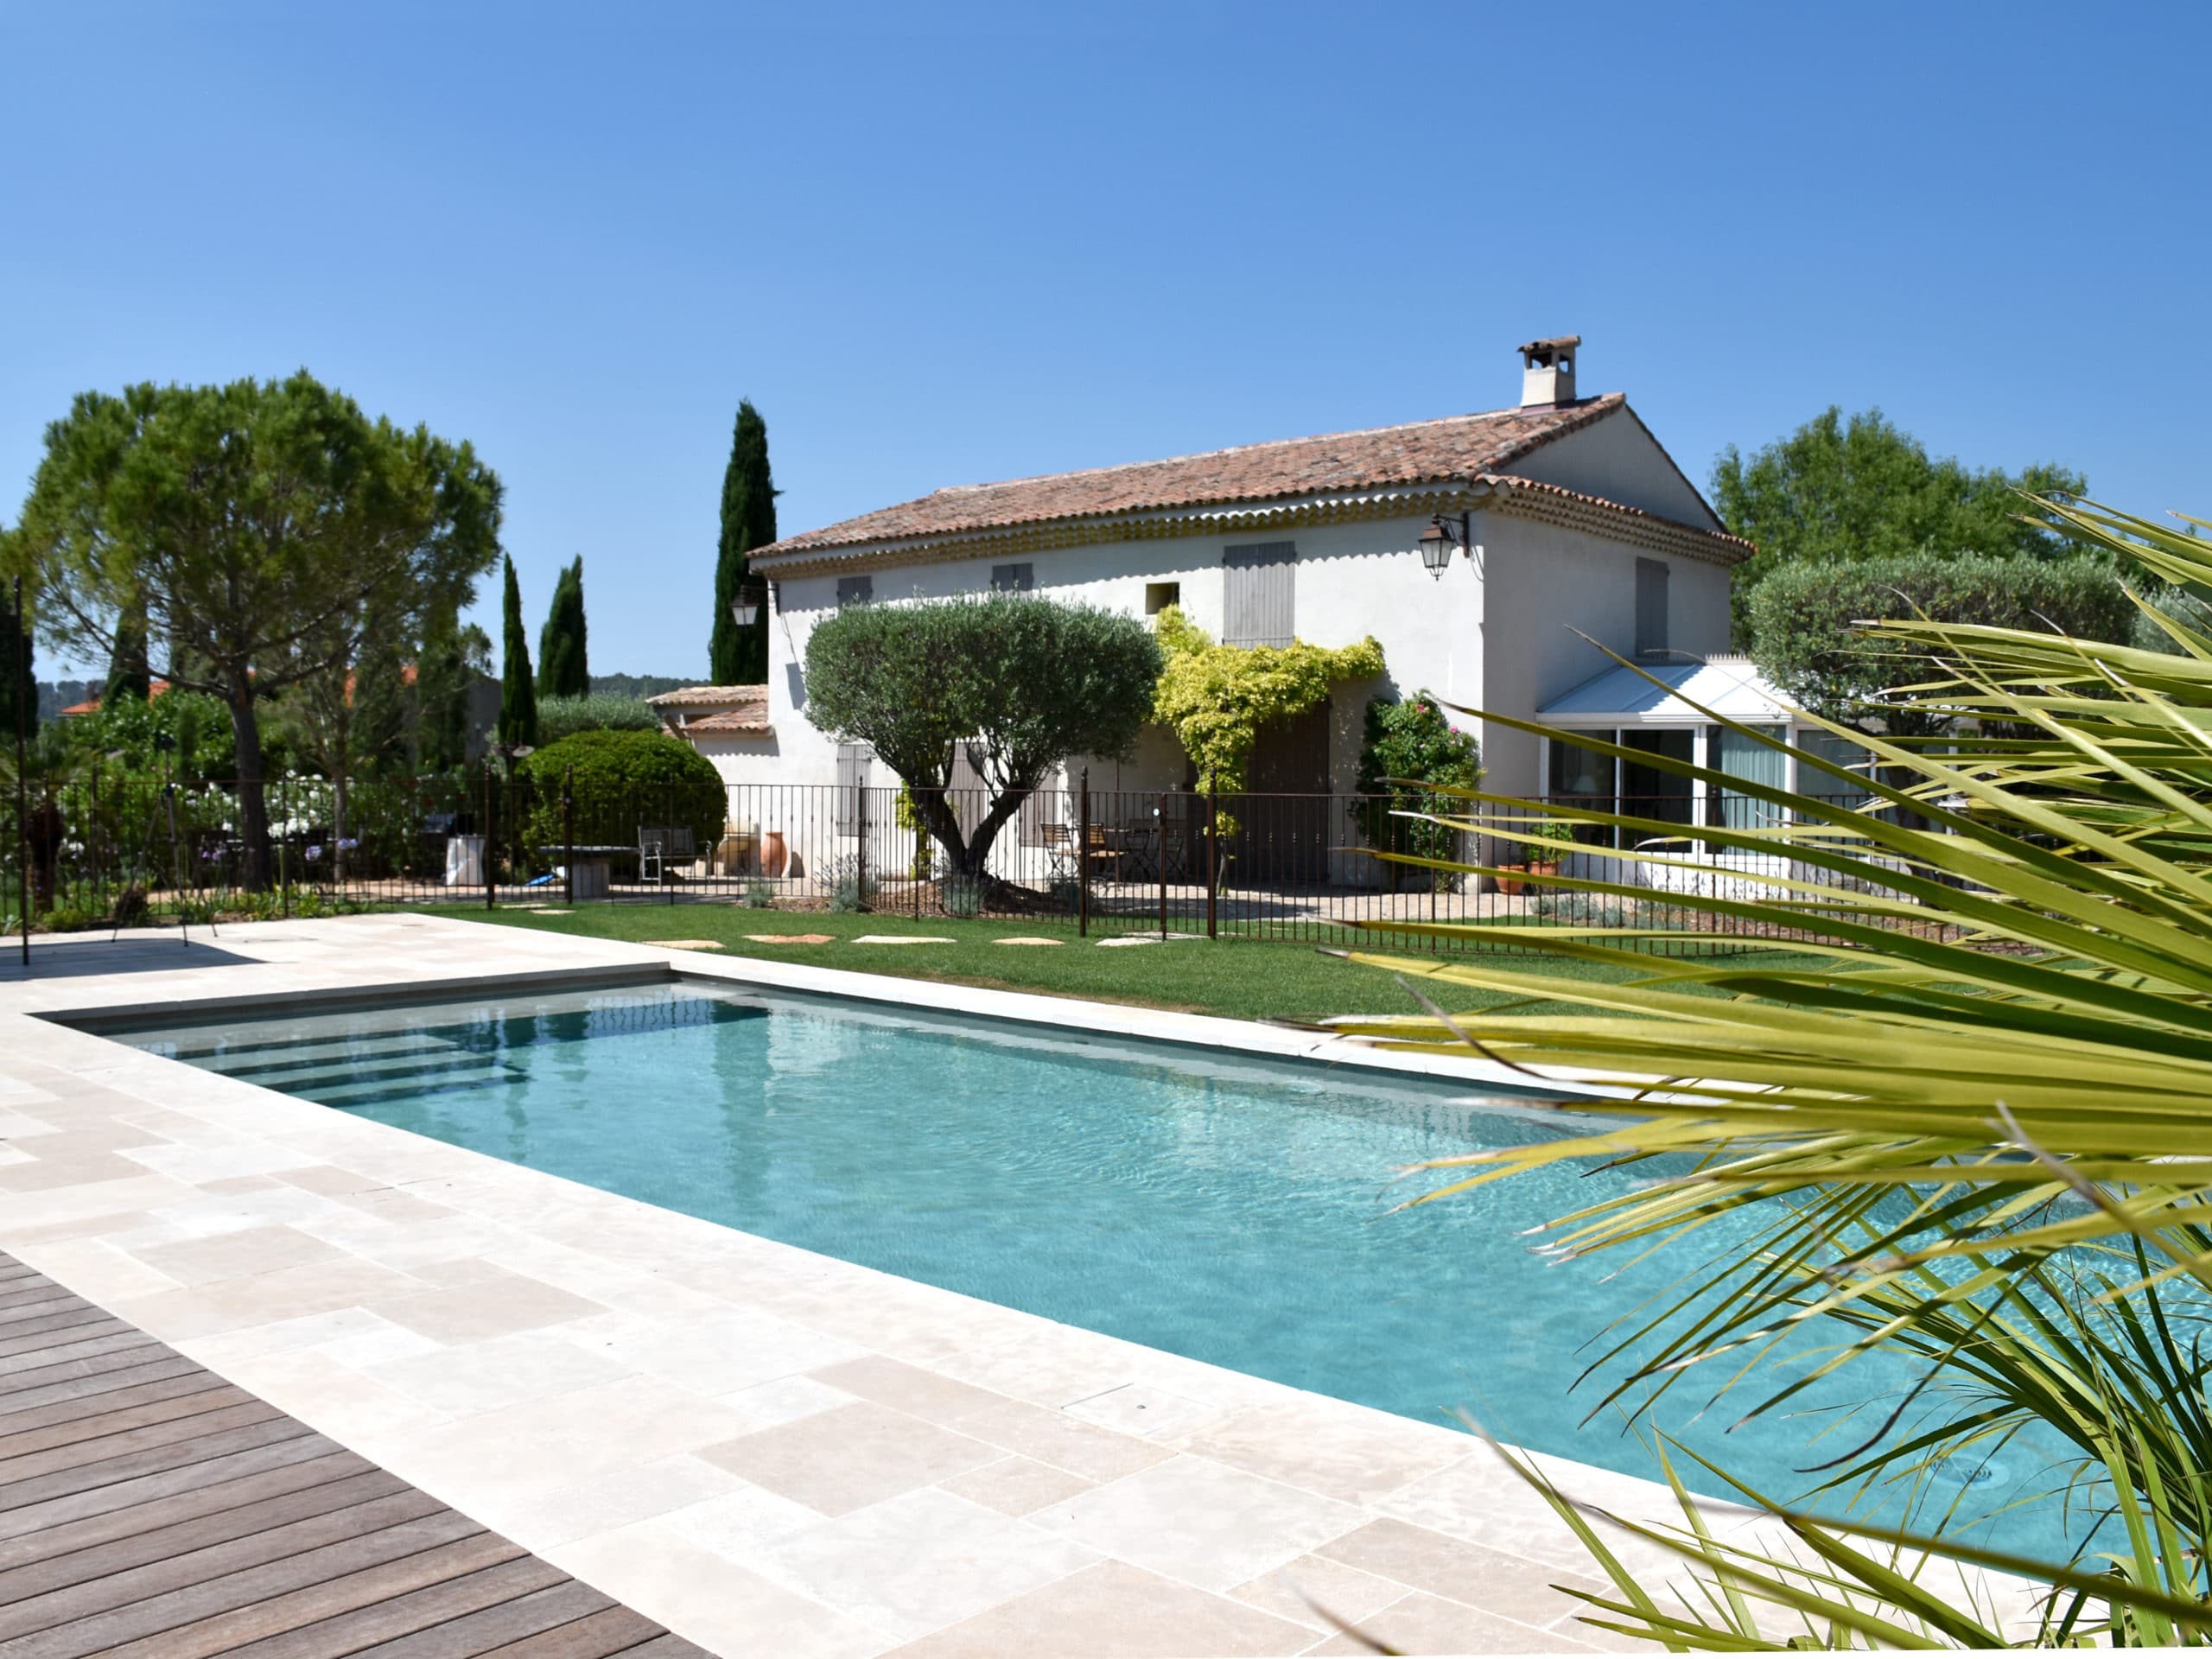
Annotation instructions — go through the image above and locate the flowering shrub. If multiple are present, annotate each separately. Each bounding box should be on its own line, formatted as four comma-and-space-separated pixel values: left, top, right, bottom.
1353, 691, 1481, 887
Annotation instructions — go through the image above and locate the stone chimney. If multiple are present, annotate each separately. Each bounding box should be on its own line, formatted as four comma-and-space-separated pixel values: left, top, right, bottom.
1517, 335, 1580, 407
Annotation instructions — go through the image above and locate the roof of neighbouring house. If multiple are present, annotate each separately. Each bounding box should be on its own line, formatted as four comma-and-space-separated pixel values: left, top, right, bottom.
1540, 656, 1793, 725
648, 684, 772, 737
60, 678, 173, 717
645, 684, 769, 709
749, 394, 1756, 567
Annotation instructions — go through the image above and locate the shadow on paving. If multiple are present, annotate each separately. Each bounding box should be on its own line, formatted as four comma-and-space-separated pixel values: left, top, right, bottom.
0, 935, 260, 981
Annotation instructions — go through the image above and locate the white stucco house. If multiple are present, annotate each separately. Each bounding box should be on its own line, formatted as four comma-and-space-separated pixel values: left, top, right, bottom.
692, 338, 1755, 871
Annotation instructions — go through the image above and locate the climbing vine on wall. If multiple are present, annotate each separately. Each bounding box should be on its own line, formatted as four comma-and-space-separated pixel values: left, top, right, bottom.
1150, 606, 1385, 795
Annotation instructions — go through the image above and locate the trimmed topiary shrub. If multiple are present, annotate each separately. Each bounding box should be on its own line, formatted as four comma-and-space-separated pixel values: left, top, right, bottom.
1353, 690, 1481, 890
535, 694, 659, 744
515, 728, 726, 866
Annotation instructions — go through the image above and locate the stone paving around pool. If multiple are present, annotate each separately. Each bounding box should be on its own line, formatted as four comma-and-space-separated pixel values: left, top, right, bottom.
0, 916, 2002, 1656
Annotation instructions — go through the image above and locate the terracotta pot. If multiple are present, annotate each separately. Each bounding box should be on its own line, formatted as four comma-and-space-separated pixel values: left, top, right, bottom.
760, 830, 788, 878
1496, 864, 1529, 896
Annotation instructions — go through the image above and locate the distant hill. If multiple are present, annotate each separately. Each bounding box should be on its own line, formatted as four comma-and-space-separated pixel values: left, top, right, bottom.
35, 679, 97, 722
589, 672, 709, 699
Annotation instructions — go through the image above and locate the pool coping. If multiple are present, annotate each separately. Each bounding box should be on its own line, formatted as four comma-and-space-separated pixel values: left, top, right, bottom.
1, 915, 2018, 1656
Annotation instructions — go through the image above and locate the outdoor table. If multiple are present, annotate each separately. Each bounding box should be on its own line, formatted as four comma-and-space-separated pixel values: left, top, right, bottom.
1100, 825, 1160, 880
545, 844, 633, 899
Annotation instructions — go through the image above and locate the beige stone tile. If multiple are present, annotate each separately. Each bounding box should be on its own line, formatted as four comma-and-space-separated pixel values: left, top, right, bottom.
1318, 1518, 1609, 1630
276, 1162, 395, 1197
1377, 1450, 1685, 1580
663, 1480, 830, 1556
127, 1223, 346, 1287
386, 1373, 761, 1492
106, 1255, 430, 1340
578, 1306, 870, 1395
754, 1487, 1099, 1641
1305, 1591, 1590, 1655
483, 1453, 746, 1551
1034, 1455, 1365, 1592
721, 1373, 859, 1425
940, 1454, 1097, 1517
372, 1263, 605, 1342
1065, 1381, 1228, 1442
886, 1559, 1314, 1658
809, 1354, 1012, 1423
365, 1329, 638, 1415
1230, 1554, 1409, 1634
953, 1397, 1171, 1484
1188, 1401, 1470, 1508
214, 1345, 454, 1444
700, 1402, 1001, 1517
8, 1236, 182, 1303
550, 1518, 892, 1659
121, 1138, 322, 1184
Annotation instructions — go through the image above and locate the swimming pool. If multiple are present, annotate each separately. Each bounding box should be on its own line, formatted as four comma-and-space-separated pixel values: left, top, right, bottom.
111, 975, 2070, 1552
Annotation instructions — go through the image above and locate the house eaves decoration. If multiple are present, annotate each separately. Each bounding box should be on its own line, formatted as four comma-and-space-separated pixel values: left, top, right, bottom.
747, 394, 1755, 577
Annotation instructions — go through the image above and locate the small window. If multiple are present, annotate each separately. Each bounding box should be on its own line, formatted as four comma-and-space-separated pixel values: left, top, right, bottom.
1634, 558, 1669, 658
1145, 581, 1181, 615
990, 563, 1034, 593
836, 575, 874, 607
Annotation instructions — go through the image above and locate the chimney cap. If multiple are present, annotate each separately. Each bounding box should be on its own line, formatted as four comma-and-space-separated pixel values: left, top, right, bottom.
1517, 334, 1581, 359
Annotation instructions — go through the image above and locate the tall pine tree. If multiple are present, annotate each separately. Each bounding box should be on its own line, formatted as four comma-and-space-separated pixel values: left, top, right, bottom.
497, 555, 537, 750
709, 400, 779, 685
105, 601, 149, 705
537, 556, 588, 698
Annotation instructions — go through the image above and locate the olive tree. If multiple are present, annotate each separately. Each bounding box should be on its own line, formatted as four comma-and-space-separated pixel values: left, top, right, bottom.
10, 372, 500, 887
804, 590, 1163, 879
1746, 550, 2135, 736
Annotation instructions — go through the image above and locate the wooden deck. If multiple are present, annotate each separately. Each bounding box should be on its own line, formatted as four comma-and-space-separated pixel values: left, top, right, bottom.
0, 1252, 711, 1659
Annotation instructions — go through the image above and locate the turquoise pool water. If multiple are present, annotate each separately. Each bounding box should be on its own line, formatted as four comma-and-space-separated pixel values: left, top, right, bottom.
115, 976, 2075, 1551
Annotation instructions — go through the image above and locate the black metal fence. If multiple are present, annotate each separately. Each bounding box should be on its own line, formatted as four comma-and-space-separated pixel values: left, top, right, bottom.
2, 770, 1929, 956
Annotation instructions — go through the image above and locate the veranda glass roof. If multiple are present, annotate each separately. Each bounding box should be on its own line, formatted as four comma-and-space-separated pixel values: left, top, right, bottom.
1538, 655, 1792, 726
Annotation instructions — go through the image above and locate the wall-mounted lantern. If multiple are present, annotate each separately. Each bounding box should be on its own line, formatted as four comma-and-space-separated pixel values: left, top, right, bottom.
728, 582, 768, 629
1419, 512, 1472, 578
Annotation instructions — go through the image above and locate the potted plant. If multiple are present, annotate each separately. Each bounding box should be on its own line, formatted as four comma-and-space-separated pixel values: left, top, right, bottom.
1496, 818, 1579, 895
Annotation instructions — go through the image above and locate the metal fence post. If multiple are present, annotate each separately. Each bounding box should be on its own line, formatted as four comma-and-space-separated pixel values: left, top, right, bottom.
665, 783, 676, 905
563, 766, 575, 906
1077, 767, 1090, 938
1205, 774, 1217, 940
483, 766, 496, 910
13, 575, 27, 969
1157, 791, 1167, 940
280, 777, 291, 918
855, 782, 869, 912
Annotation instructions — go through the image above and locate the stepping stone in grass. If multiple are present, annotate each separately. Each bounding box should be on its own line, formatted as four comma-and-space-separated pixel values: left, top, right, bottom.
850, 935, 956, 945
745, 933, 836, 944
993, 937, 1064, 946
534, 909, 573, 915
641, 938, 726, 950
1097, 933, 1204, 946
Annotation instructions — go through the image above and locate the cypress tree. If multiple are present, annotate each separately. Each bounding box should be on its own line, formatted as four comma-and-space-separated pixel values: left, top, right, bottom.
537, 556, 589, 699
0, 579, 31, 737
105, 602, 149, 705
497, 555, 537, 749
709, 400, 779, 685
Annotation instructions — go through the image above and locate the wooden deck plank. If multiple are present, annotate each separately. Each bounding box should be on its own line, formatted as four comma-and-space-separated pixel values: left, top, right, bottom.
0, 1468, 407, 1608
0, 1370, 232, 1439
470, 1604, 671, 1658
0, 1379, 247, 1459
0, 1252, 709, 1659
0, 1451, 376, 1573
0, 1354, 202, 1414
218, 1556, 573, 1659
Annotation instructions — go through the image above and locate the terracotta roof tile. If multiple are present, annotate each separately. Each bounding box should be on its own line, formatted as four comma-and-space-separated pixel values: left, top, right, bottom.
755, 396, 1627, 558
681, 708, 773, 734
646, 684, 769, 708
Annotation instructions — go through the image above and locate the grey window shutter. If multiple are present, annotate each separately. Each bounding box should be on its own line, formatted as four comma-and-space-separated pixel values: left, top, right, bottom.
835, 743, 872, 834
836, 575, 874, 607
1635, 558, 1669, 658
990, 563, 1034, 592
1223, 542, 1296, 646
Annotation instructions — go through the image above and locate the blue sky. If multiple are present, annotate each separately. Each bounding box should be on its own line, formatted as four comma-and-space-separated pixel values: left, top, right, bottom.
3, 1, 2205, 677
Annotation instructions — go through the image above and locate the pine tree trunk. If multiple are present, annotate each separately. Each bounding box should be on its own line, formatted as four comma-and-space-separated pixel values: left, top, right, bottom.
227, 680, 272, 891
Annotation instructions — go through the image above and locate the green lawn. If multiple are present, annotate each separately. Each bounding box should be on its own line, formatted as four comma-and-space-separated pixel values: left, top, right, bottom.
454, 902, 1747, 1025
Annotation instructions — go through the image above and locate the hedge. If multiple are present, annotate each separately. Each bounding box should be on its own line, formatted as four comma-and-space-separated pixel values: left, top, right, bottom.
514, 728, 726, 859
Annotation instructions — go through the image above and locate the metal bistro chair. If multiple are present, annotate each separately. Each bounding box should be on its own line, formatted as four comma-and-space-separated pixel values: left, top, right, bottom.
637, 823, 697, 885
1040, 822, 1077, 881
